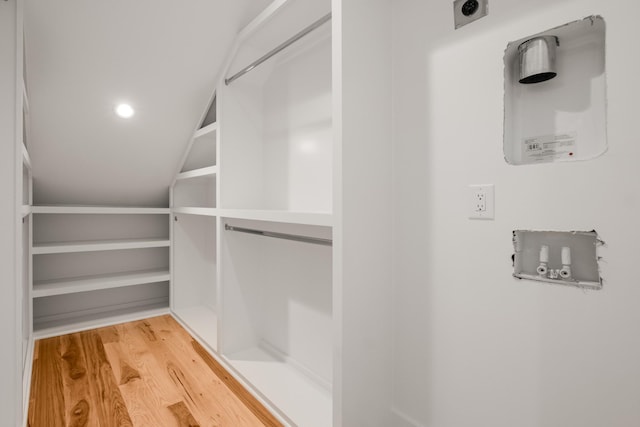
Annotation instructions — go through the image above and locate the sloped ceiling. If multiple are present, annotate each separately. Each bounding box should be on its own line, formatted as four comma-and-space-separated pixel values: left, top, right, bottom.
25, 0, 270, 207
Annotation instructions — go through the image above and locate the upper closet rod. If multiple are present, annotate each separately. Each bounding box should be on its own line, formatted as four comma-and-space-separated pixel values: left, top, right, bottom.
225, 12, 332, 85
225, 224, 332, 246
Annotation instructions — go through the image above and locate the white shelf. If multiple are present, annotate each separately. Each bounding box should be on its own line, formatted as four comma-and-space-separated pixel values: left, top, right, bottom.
172, 207, 219, 216
33, 269, 170, 298
32, 206, 170, 215
32, 238, 170, 255
33, 303, 170, 339
194, 122, 217, 138
220, 209, 332, 227
21, 205, 31, 218
176, 166, 218, 181
172, 305, 218, 350
224, 346, 332, 427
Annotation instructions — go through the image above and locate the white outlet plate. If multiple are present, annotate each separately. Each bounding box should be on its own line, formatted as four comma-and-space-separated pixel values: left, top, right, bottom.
469, 184, 494, 219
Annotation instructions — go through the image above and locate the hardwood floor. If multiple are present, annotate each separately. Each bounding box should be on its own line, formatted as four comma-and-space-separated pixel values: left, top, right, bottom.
28, 315, 283, 427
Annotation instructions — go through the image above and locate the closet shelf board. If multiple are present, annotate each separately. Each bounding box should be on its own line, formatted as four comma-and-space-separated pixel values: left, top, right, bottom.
176, 166, 218, 181
32, 238, 170, 254
33, 303, 170, 339
193, 122, 217, 138
224, 346, 332, 427
31, 206, 170, 215
172, 207, 219, 217
220, 209, 332, 227
32, 269, 171, 298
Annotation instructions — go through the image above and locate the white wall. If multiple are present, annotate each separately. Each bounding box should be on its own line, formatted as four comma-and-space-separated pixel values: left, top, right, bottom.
0, 1, 20, 426
392, 0, 640, 426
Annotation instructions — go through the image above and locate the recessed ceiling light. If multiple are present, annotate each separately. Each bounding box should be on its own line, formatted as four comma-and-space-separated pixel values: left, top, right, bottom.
115, 103, 135, 118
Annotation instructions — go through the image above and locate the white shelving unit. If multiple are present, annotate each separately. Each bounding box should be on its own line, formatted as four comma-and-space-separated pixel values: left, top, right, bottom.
172, 214, 218, 350
220, 217, 333, 427
169, 1, 391, 425
219, 2, 333, 219
31, 207, 171, 336
171, 89, 220, 352
166, 0, 338, 423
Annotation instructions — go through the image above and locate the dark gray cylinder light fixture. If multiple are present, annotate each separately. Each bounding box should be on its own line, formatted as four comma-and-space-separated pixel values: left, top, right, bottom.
518, 35, 559, 84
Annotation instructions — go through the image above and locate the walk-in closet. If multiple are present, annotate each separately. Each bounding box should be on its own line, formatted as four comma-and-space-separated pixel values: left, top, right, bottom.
3, 0, 639, 426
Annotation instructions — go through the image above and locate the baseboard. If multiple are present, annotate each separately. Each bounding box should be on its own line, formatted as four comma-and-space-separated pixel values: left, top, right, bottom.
391, 408, 425, 427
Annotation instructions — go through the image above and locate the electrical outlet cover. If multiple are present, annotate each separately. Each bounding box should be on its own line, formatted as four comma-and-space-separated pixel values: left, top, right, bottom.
453, 0, 489, 29
469, 184, 494, 219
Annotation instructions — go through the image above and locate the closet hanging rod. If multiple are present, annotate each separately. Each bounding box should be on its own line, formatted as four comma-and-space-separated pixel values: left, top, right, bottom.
224, 224, 332, 246
225, 12, 332, 85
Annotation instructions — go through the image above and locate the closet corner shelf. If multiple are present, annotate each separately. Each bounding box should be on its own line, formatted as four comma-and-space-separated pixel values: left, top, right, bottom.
22, 143, 31, 169
176, 166, 218, 181
220, 209, 332, 227
31, 206, 170, 215
32, 269, 170, 298
194, 122, 218, 138
172, 207, 219, 217
32, 238, 170, 255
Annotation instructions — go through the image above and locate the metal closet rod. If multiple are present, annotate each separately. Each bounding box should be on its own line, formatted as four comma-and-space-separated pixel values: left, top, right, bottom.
225, 12, 332, 85
224, 224, 332, 246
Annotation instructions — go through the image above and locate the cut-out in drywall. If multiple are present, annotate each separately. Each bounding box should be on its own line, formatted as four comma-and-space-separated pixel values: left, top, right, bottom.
504, 16, 607, 165
512, 230, 603, 289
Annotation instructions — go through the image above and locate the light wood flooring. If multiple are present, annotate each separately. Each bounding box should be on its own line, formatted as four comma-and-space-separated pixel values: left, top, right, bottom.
28, 315, 283, 427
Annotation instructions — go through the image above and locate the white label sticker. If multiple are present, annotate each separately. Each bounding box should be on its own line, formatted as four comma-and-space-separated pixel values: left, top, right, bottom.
523, 133, 577, 162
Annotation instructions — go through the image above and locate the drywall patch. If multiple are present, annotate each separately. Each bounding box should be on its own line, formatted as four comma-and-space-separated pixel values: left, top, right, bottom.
503, 16, 607, 165
512, 230, 603, 290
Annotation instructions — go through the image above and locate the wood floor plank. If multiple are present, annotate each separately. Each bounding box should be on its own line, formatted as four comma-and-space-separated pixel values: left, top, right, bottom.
168, 401, 200, 427
29, 315, 282, 427
78, 331, 133, 427
135, 315, 271, 426
29, 336, 66, 427
99, 323, 181, 427
59, 333, 99, 427
130, 318, 231, 426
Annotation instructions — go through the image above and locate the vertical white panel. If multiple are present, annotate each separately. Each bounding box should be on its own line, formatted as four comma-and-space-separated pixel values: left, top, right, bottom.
333, 0, 393, 425
1, 0, 20, 425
